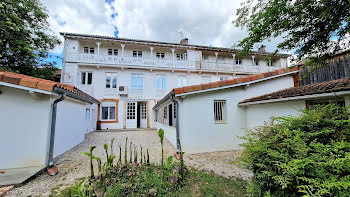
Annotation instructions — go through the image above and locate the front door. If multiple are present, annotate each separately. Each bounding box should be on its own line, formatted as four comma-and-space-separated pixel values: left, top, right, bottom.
140, 102, 147, 128
126, 102, 137, 128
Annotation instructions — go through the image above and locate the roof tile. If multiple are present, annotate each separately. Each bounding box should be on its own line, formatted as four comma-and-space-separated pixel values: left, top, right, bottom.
19, 77, 39, 88
2, 74, 20, 85
174, 87, 184, 95
36, 81, 55, 91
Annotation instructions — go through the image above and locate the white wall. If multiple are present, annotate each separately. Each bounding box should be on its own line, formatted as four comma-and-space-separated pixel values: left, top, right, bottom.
177, 75, 295, 154
245, 100, 306, 129
0, 86, 51, 169
54, 96, 92, 157
154, 122, 177, 148
345, 95, 350, 107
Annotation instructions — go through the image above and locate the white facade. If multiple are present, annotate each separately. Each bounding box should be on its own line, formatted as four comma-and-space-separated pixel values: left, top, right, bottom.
61, 33, 289, 130
0, 83, 97, 170
155, 74, 296, 153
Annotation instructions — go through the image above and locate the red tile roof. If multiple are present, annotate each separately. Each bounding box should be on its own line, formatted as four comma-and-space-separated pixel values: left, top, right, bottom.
239, 77, 350, 104
0, 71, 99, 103
173, 67, 299, 95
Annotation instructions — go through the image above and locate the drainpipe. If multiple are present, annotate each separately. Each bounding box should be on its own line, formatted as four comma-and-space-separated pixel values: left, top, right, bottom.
170, 93, 180, 153
47, 93, 66, 175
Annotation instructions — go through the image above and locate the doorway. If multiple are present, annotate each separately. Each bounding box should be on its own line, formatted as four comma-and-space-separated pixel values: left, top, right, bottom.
168, 104, 173, 126
126, 101, 147, 129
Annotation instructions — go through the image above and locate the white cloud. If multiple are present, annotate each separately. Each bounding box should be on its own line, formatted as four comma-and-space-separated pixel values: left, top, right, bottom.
41, 0, 288, 55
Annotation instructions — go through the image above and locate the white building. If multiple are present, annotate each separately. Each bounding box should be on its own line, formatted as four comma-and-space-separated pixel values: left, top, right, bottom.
60, 32, 289, 130
154, 69, 350, 154
0, 71, 99, 176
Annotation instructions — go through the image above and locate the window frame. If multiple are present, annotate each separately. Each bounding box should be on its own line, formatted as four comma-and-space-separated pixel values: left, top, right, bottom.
131, 74, 143, 90
133, 50, 143, 58
108, 48, 118, 56
83, 47, 94, 54
176, 53, 187, 60
156, 52, 165, 59
100, 102, 117, 121
105, 73, 118, 89
214, 100, 226, 123
81, 72, 92, 85
235, 58, 242, 65
156, 75, 167, 90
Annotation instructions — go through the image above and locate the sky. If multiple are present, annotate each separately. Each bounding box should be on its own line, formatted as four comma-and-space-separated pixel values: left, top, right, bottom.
42, 0, 286, 68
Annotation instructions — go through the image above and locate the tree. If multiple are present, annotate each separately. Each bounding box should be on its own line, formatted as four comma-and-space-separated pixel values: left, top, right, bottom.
234, 0, 350, 61
0, 0, 61, 80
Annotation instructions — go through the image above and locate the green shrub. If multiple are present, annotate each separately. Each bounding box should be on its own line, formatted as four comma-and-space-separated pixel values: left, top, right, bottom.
240, 105, 350, 196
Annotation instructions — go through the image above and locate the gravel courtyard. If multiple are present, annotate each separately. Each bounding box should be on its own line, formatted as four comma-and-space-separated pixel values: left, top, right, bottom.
6, 129, 251, 196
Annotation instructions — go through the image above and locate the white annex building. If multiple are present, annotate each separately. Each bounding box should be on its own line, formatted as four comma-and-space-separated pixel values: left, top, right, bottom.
60, 32, 289, 130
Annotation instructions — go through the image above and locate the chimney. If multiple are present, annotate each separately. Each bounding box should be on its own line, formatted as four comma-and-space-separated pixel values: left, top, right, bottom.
258, 45, 266, 53
180, 38, 188, 45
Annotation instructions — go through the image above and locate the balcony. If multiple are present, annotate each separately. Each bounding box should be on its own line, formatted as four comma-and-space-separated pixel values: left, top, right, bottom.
66, 53, 191, 69
199, 62, 282, 74
66, 53, 283, 74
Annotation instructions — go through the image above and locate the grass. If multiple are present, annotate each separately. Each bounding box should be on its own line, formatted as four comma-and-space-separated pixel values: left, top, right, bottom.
50, 165, 247, 197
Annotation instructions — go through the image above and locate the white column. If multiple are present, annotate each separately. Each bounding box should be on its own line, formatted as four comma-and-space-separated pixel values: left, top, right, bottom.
252, 55, 255, 65
96, 42, 101, 55
121, 44, 125, 58
215, 52, 218, 63
232, 54, 236, 64
171, 48, 175, 61
269, 59, 272, 67
150, 47, 154, 58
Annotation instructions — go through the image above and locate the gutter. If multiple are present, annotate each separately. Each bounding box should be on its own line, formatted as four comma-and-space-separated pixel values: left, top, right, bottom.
238, 90, 350, 106
53, 86, 98, 104
170, 92, 180, 153
47, 92, 66, 175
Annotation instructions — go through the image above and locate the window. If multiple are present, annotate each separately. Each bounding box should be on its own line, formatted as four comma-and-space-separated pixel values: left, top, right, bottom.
127, 103, 136, 120
220, 77, 228, 81
156, 52, 165, 59
156, 75, 166, 90
202, 55, 209, 61
81, 72, 92, 85
131, 74, 143, 90
177, 76, 187, 87
141, 103, 147, 119
217, 56, 225, 63
176, 53, 187, 60
133, 51, 142, 57
86, 108, 90, 120
83, 47, 94, 54
214, 100, 226, 123
108, 49, 118, 56
235, 58, 242, 65
105, 73, 117, 88
255, 60, 259, 66
201, 76, 211, 83
163, 106, 167, 119
101, 102, 116, 121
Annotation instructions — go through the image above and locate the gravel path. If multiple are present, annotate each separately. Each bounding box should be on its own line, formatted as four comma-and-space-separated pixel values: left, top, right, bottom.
6, 129, 251, 196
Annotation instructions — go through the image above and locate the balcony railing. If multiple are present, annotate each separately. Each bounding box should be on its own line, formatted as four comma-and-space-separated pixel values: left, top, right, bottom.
66, 53, 283, 74
199, 62, 282, 73
66, 53, 191, 69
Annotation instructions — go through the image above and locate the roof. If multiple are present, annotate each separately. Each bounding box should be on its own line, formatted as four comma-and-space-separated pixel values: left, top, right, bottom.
239, 77, 350, 105
0, 71, 99, 104
174, 67, 298, 96
60, 32, 290, 58
153, 67, 298, 109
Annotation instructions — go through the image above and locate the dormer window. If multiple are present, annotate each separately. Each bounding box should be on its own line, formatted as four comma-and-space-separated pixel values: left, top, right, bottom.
235, 58, 242, 65
83, 47, 94, 54
176, 53, 187, 60
156, 52, 165, 59
108, 49, 118, 56
133, 51, 142, 57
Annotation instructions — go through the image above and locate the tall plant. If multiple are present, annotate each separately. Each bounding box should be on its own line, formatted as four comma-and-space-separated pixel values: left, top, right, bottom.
124, 137, 128, 164
158, 128, 165, 165
82, 146, 96, 179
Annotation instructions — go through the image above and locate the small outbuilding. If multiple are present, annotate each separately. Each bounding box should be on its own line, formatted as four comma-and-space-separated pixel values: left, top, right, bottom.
153, 68, 299, 154
0, 71, 99, 185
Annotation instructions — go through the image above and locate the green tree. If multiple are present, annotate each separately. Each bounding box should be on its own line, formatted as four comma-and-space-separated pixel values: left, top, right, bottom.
234, 0, 350, 61
0, 0, 61, 80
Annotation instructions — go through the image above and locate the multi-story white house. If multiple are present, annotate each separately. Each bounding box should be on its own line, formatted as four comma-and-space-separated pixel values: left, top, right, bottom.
60, 32, 289, 130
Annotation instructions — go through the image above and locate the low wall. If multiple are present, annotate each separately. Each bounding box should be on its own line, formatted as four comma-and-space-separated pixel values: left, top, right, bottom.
154, 122, 177, 148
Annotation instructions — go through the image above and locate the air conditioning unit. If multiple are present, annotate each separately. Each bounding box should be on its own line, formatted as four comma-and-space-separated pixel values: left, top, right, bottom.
118, 86, 128, 96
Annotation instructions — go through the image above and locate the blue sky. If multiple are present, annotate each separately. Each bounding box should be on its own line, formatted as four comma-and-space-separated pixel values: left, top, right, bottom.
42, 0, 288, 69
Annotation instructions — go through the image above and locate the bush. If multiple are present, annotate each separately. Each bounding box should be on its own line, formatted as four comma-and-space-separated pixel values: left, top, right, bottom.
240, 105, 350, 196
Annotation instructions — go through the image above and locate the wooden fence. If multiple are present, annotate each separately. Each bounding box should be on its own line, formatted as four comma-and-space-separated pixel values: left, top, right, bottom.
300, 55, 350, 86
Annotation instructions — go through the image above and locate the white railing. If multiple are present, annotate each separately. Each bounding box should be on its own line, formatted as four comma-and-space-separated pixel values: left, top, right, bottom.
66, 53, 283, 74
200, 62, 282, 73
66, 53, 191, 69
